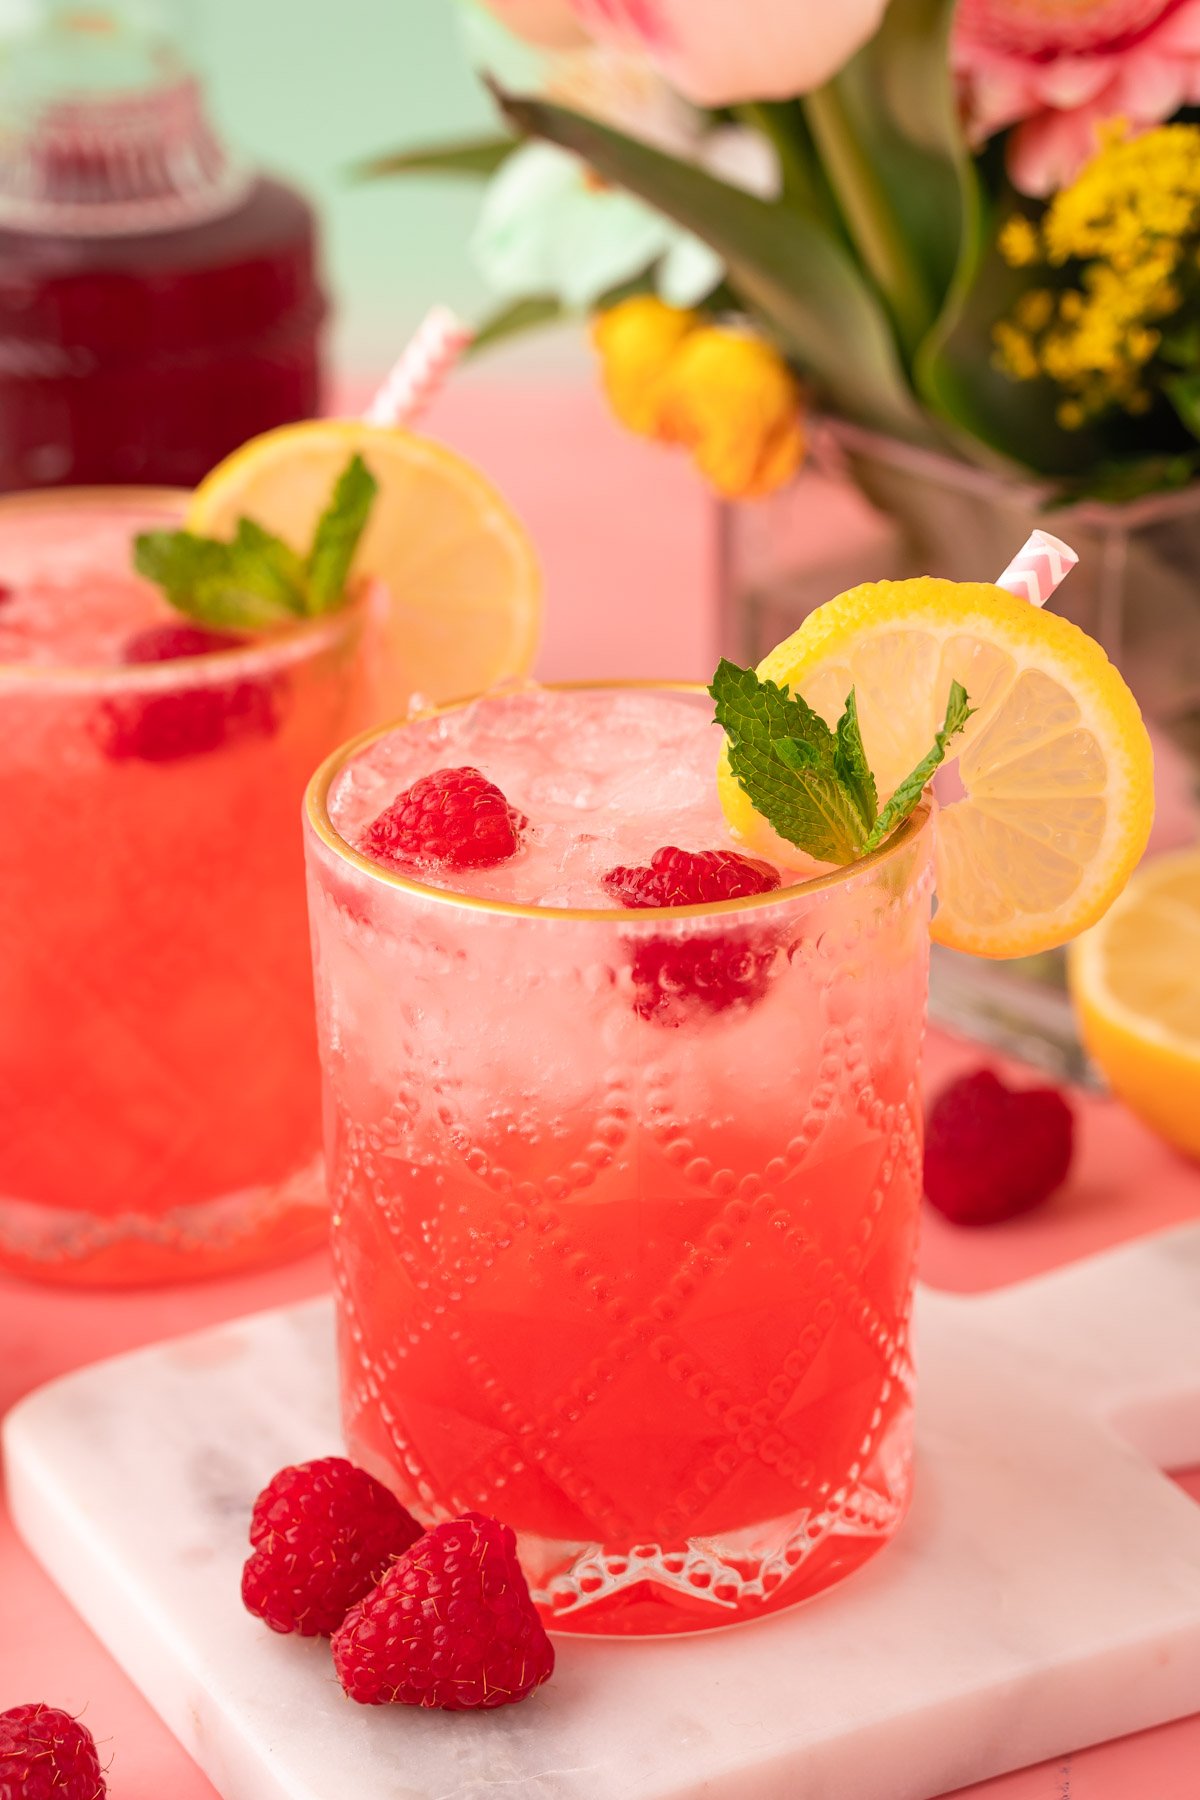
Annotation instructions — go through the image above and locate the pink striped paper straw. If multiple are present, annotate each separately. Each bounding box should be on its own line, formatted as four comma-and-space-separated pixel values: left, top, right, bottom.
363, 305, 474, 428
994, 528, 1079, 607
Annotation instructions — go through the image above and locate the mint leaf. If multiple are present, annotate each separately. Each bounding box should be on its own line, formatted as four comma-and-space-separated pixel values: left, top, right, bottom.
135, 454, 379, 629
134, 528, 305, 632
710, 659, 869, 865
306, 454, 378, 614
833, 689, 878, 833
134, 530, 227, 610
711, 657, 839, 767
864, 681, 974, 852
227, 518, 308, 614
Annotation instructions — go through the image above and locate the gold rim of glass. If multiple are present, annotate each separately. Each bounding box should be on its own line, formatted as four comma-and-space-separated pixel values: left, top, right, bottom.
305, 680, 934, 925
0, 486, 365, 685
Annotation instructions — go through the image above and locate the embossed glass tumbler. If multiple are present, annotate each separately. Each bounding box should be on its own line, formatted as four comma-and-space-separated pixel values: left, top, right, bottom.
305, 686, 935, 1636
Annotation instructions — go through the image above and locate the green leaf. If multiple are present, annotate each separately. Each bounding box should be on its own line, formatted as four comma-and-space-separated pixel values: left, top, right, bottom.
864, 680, 973, 851
133, 528, 307, 631
1164, 371, 1200, 443
305, 455, 379, 614
134, 531, 224, 610
469, 293, 566, 356
1158, 320, 1200, 370
834, 689, 878, 831
492, 85, 930, 442
354, 136, 515, 182
806, 0, 974, 361
227, 519, 308, 612
710, 659, 868, 865
775, 736, 821, 772
734, 101, 848, 242
134, 455, 378, 629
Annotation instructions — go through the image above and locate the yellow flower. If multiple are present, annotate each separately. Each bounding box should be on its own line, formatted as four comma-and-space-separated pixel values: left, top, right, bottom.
992, 320, 1040, 382
1014, 288, 1054, 332
992, 123, 1200, 424
591, 296, 699, 435
592, 299, 804, 498
999, 215, 1040, 268
652, 327, 805, 499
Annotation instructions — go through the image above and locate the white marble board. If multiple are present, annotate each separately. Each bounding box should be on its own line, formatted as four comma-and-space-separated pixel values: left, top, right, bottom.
5, 1227, 1200, 1800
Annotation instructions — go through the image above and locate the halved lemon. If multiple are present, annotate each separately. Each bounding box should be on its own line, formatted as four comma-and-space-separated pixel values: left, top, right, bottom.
717, 577, 1154, 958
1069, 847, 1200, 1157
187, 419, 541, 707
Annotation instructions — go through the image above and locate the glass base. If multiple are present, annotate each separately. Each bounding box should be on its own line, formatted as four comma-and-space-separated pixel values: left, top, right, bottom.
349, 1397, 914, 1637
0, 1152, 328, 1287
527, 1475, 911, 1637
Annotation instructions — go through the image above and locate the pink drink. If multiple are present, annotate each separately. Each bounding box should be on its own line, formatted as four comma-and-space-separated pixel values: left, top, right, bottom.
306, 686, 933, 1636
0, 490, 369, 1284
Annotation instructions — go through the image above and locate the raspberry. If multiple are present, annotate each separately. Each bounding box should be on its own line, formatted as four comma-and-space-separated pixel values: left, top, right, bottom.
332, 1511, 555, 1710
360, 766, 526, 872
95, 622, 281, 763
602, 846, 781, 1024
603, 846, 781, 909
0, 1703, 106, 1800
241, 1456, 423, 1637
924, 1067, 1074, 1226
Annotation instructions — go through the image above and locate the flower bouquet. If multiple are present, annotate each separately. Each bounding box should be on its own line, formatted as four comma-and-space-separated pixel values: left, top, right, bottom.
368, 0, 1200, 812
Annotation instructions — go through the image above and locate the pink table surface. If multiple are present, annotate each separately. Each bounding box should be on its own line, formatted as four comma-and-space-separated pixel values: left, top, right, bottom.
2, 379, 1198, 1800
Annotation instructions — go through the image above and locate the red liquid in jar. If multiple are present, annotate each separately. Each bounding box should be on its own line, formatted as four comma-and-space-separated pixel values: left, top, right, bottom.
0, 175, 326, 492
0, 2, 327, 492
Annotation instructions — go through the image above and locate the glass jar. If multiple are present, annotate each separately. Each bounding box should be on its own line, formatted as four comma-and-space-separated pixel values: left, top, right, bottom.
0, 0, 326, 491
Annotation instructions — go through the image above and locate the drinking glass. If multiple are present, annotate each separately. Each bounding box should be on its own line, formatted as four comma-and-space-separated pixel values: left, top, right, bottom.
0, 487, 371, 1284
305, 685, 934, 1635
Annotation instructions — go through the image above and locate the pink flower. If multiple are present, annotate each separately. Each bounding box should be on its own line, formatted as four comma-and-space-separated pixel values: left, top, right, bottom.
485, 0, 891, 105
477, 1, 588, 48
955, 0, 1200, 194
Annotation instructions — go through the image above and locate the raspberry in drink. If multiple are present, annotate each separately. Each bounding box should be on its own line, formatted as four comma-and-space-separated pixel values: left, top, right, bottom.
0, 489, 370, 1283
305, 685, 933, 1635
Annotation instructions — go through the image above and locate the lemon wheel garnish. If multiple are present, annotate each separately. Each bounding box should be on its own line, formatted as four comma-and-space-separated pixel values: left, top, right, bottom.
717, 578, 1154, 958
1069, 847, 1200, 1157
187, 420, 542, 708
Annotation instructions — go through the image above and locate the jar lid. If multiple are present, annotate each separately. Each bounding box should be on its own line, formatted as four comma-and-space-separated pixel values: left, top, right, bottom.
0, 3, 252, 234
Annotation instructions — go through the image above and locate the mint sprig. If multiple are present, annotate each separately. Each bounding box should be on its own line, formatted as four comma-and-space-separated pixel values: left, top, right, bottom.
305, 454, 379, 611
710, 660, 873, 864
833, 687, 878, 834
710, 659, 973, 865
863, 681, 973, 851
134, 453, 379, 631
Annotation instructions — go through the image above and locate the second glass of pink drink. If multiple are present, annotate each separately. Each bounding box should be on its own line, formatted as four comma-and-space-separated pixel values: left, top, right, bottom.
306, 685, 934, 1635
0, 489, 371, 1284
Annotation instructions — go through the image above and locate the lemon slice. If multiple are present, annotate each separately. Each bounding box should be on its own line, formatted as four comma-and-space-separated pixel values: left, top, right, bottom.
1069, 847, 1200, 1157
187, 420, 541, 707
717, 577, 1154, 958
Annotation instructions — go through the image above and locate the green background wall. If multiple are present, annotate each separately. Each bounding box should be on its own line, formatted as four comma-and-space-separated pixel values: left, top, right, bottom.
203, 0, 502, 373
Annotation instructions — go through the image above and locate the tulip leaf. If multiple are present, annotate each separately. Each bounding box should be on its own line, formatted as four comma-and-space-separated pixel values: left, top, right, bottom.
354, 136, 516, 182
469, 293, 566, 355
807, 0, 973, 355
807, 0, 1101, 479
493, 85, 933, 443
